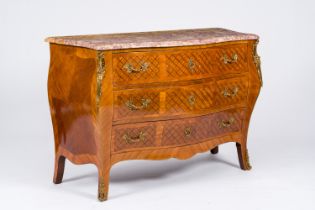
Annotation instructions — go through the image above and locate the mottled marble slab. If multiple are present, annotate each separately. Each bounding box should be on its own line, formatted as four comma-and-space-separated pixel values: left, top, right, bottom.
45, 28, 259, 50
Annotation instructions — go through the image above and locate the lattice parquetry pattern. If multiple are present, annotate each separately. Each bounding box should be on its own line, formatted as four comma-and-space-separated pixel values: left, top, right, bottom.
165, 44, 247, 79
113, 53, 160, 85
113, 125, 156, 152
212, 44, 247, 73
113, 109, 244, 151
162, 109, 244, 146
114, 91, 160, 120
165, 49, 217, 78
215, 76, 249, 107
209, 110, 244, 136
162, 116, 210, 146
165, 83, 216, 114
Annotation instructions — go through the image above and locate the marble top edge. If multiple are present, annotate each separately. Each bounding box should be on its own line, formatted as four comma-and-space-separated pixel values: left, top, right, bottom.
45, 28, 259, 50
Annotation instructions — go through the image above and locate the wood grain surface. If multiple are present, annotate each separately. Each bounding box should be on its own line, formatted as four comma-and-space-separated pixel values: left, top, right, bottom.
47, 39, 261, 201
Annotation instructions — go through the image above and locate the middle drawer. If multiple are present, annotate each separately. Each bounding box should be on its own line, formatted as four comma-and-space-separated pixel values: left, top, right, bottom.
113, 76, 248, 121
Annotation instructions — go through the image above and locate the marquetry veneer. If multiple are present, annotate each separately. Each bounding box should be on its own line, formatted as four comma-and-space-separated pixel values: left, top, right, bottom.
46, 28, 262, 201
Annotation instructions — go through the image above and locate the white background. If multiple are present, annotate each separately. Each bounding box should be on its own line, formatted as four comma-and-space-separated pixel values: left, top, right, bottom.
1, 0, 315, 209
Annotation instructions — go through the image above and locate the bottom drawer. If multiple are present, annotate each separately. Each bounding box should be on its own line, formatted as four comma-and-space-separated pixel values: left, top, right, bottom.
161, 109, 245, 146
112, 125, 157, 152
112, 109, 245, 152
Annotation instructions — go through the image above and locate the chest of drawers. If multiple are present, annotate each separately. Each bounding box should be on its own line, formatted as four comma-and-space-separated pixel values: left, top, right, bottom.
46, 28, 262, 201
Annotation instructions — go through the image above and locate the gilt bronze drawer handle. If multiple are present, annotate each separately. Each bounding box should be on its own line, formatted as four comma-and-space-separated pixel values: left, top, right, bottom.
221, 87, 239, 97
188, 94, 196, 106
123, 131, 147, 144
218, 117, 235, 128
125, 98, 151, 111
123, 62, 149, 73
184, 127, 192, 138
188, 58, 195, 72
221, 53, 238, 64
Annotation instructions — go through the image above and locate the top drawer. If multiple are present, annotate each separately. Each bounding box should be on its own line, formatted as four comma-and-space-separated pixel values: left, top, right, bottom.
112, 43, 248, 86
165, 44, 248, 80
112, 52, 161, 86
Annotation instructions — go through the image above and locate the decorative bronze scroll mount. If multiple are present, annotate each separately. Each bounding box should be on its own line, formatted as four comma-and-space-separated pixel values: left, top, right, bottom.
98, 179, 107, 201
253, 40, 263, 86
245, 149, 252, 170
96, 51, 105, 111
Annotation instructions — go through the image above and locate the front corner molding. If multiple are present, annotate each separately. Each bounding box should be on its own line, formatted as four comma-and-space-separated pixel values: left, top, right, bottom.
96, 51, 106, 111
253, 40, 263, 87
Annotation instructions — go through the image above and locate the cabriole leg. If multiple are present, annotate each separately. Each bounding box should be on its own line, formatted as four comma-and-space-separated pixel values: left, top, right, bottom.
236, 143, 252, 170
53, 155, 66, 184
98, 167, 110, 201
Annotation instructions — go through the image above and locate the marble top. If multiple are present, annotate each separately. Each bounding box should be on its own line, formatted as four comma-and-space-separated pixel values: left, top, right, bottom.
45, 28, 259, 50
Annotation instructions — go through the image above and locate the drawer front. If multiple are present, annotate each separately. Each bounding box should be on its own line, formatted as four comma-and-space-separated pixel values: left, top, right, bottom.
114, 90, 160, 120
112, 124, 156, 152
113, 76, 248, 121
112, 44, 248, 86
209, 109, 244, 137
112, 109, 245, 152
112, 52, 161, 86
165, 49, 216, 79
113, 81, 216, 121
165, 44, 247, 80
161, 116, 210, 146
161, 109, 244, 146
215, 76, 249, 107
212, 44, 248, 74
165, 82, 216, 114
